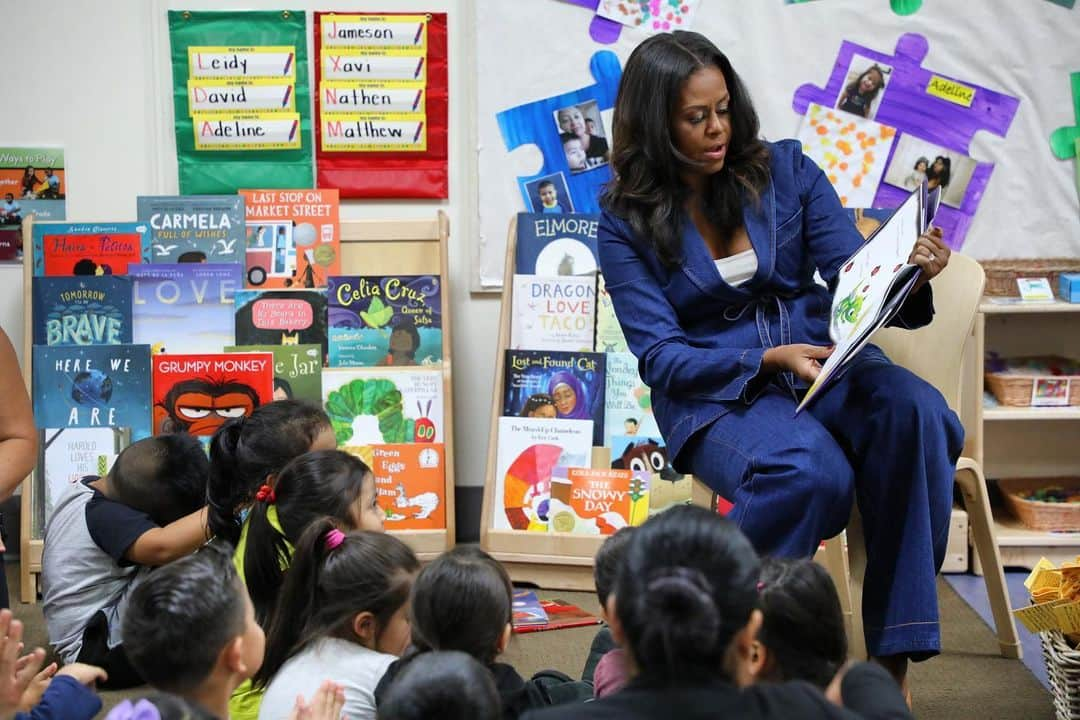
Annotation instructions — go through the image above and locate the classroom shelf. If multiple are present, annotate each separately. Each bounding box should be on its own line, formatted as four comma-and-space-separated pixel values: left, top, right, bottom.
980, 299, 1080, 314
984, 407, 1080, 421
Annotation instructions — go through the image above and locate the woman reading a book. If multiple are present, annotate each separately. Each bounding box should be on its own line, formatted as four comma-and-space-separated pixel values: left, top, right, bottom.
597, 31, 959, 697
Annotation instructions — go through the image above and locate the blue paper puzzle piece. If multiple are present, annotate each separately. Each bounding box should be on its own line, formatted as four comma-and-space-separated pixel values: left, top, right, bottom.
497, 51, 623, 215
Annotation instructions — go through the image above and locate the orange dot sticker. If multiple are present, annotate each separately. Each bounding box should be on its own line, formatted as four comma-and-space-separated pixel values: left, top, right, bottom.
817, 125, 828, 135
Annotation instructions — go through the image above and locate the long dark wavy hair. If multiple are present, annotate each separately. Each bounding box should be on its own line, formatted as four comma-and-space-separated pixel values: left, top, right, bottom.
602, 31, 771, 268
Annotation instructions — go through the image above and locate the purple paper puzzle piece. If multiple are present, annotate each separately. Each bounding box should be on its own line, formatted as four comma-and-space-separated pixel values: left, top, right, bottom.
793, 33, 1019, 249
562, 0, 624, 43
496, 51, 623, 214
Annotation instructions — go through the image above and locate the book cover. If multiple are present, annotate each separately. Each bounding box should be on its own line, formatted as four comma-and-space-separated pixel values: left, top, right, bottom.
0, 147, 66, 262
130, 263, 242, 355
38, 427, 128, 525
234, 289, 329, 362
151, 352, 274, 436
547, 466, 649, 535
323, 367, 444, 447
327, 275, 442, 367
493, 416, 593, 531
603, 352, 660, 449
514, 599, 601, 634
594, 274, 628, 353
136, 195, 245, 263
514, 213, 599, 277
31, 276, 132, 347
512, 590, 549, 630
31, 222, 151, 277
239, 189, 340, 289
345, 443, 447, 531
503, 350, 605, 446
609, 435, 693, 517
225, 344, 323, 404
32, 344, 152, 441
510, 274, 596, 352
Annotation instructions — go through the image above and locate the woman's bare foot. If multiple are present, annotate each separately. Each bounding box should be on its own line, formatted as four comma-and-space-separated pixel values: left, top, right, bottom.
872, 654, 911, 709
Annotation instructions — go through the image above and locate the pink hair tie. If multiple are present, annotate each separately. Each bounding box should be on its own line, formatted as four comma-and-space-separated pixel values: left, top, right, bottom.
325, 528, 346, 551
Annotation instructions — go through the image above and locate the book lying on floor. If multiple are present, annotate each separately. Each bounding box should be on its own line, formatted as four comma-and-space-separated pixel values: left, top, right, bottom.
512, 589, 549, 629
796, 181, 940, 414
513, 599, 601, 634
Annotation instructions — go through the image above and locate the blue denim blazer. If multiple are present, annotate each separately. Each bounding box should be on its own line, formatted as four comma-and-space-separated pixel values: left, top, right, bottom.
598, 140, 934, 468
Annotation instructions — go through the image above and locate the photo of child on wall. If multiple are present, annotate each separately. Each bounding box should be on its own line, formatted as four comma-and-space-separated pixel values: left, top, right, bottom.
525, 173, 573, 214
553, 100, 610, 173
882, 133, 976, 209
836, 55, 891, 120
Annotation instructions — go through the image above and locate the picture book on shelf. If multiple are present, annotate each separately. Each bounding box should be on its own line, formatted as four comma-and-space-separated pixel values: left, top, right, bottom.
31, 222, 151, 277
510, 274, 596, 353
608, 434, 692, 517
514, 599, 600, 634
344, 443, 447, 531
234, 288, 328, 361
323, 367, 444, 447
239, 189, 340, 289
38, 427, 128, 525
136, 195, 245, 263
595, 274, 628, 353
31, 276, 132, 347
603, 352, 659, 449
130, 263, 242, 355
32, 344, 152, 441
546, 466, 649, 535
328, 275, 442, 367
493, 416, 593, 532
225, 344, 323, 404
503, 349, 605, 445
151, 352, 274, 437
512, 590, 548, 630
514, 213, 599, 277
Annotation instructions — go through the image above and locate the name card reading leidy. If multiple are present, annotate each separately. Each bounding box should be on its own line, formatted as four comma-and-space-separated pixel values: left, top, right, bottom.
321, 14, 428, 50
322, 113, 426, 152
188, 46, 297, 80
321, 82, 425, 114
188, 79, 296, 115
322, 50, 426, 82
194, 113, 302, 151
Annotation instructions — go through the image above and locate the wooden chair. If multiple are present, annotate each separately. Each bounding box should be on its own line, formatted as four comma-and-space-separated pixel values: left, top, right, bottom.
820, 252, 1022, 661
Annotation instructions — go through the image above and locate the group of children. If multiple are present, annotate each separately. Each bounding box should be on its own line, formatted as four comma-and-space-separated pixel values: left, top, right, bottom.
2, 398, 914, 719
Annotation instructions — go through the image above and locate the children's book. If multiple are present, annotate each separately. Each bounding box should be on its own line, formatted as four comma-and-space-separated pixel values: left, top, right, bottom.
323, 367, 444, 447
608, 434, 693, 517
344, 443, 447, 530
503, 350, 605, 446
225, 343, 323, 404
239, 189, 340, 289
546, 466, 649, 535
31, 222, 151, 277
38, 427, 128, 525
234, 288, 329, 362
511, 590, 549, 630
31, 276, 132, 347
594, 274, 628, 353
327, 275, 442, 367
136, 195, 245, 263
151, 352, 275, 437
32, 344, 152, 441
797, 181, 940, 413
493, 416, 593, 532
513, 599, 601, 634
514, 213, 599, 277
511, 274, 596, 352
130, 263, 242, 355
603, 352, 660, 449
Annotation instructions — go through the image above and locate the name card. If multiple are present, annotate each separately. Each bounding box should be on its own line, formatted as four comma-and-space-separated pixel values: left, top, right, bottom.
926, 75, 975, 107
188, 46, 297, 80
321, 113, 426, 152
193, 113, 302, 151
320, 82, 425, 114
322, 50, 426, 81
188, 79, 296, 115
321, 14, 428, 50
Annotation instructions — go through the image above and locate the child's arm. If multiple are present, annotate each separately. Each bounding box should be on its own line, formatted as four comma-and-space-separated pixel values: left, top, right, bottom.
15, 672, 104, 720
125, 506, 209, 567
0, 329, 37, 504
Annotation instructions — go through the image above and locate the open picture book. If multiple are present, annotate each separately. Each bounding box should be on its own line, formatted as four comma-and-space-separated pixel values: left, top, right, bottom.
796, 181, 941, 414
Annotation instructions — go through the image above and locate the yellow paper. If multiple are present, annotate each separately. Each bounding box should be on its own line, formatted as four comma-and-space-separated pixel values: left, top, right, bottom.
1053, 601, 1080, 634
1031, 568, 1063, 594
321, 113, 427, 152
188, 46, 297, 81
1014, 599, 1071, 633
1025, 557, 1057, 590
321, 14, 428, 51
192, 112, 302, 151
927, 75, 975, 107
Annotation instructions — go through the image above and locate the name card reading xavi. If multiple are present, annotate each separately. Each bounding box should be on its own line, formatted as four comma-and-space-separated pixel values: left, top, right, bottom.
321, 14, 428, 50
188, 46, 297, 80
322, 114, 426, 152
322, 50, 426, 82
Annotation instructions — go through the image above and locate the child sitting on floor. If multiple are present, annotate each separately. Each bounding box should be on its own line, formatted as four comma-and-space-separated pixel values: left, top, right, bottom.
376, 651, 500, 720
581, 526, 635, 697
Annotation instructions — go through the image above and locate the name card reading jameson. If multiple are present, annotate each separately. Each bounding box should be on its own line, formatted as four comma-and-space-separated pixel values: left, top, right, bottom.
322, 114, 426, 152
321, 81, 425, 114
188, 79, 296, 115
194, 113, 302, 151
321, 14, 428, 50
188, 46, 297, 80
322, 50, 426, 82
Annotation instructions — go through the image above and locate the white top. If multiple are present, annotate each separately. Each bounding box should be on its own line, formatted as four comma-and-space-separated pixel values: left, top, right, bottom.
714, 247, 758, 287
258, 637, 396, 720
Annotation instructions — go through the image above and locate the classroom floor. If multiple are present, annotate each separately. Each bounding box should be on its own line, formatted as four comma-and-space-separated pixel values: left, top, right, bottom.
6, 564, 1054, 719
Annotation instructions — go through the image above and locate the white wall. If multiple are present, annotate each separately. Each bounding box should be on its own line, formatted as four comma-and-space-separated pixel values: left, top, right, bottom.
0, 0, 499, 491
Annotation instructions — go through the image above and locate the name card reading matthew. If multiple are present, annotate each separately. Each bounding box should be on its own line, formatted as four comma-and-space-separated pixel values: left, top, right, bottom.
188, 79, 296, 115
322, 113, 426, 152
188, 46, 297, 80
320, 81, 425, 114
194, 113, 302, 151
321, 14, 428, 50
322, 50, 426, 82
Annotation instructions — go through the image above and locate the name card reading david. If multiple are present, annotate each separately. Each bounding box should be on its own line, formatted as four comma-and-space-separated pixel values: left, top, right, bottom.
321, 81, 425, 114
188, 79, 296, 115
322, 113, 426, 152
193, 113, 302, 151
322, 50, 426, 82
188, 46, 297, 80
321, 14, 428, 50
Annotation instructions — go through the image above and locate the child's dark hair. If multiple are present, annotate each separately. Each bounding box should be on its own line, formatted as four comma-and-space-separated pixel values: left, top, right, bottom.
376, 651, 500, 720
254, 518, 418, 689
519, 393, 555, 417
409, 546, 512, 664
207, 400, 331, 545
844, 65, 885, 101
538, 180, 555, 192
107, 433, 209, 526
757, 557, 847, 688
594, 526, 635, 607
122, 541, 245, 694
243, 449, 375, 626
615, 505, 760, 683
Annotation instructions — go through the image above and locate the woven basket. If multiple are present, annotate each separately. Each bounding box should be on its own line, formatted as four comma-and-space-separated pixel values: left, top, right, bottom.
985, 356, 1080, 407
1000, 478, 1080, 532
980, 258, 1080, 297
1042, 630, 1080, 719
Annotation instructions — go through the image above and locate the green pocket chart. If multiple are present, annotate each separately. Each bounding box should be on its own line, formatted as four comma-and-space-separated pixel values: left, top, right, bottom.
169, 10, 313, 193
